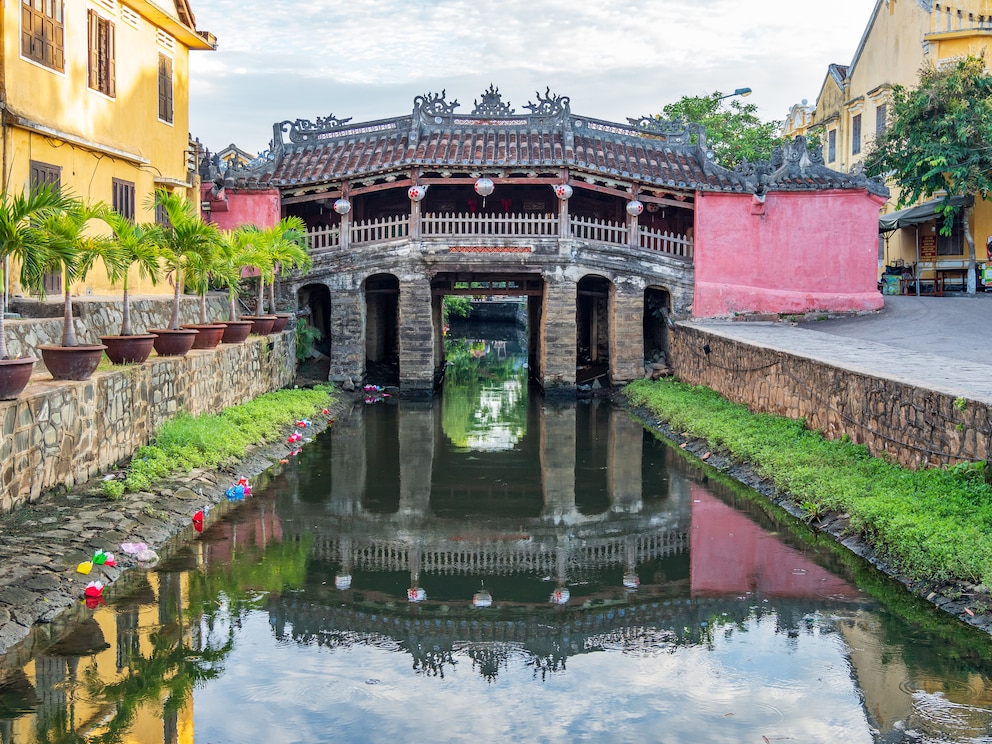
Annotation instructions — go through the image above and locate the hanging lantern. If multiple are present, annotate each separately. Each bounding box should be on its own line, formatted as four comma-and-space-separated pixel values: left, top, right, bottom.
408, 185, 428, 202
553, 183, 573, 200
333, 198, 351, 215
334, 573, 352, 590
474, 177, 494, 197
626, 199, 644, 216
622, 572, 640, 590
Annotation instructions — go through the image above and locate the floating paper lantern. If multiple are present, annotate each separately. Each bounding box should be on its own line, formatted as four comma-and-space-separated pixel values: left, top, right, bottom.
408, 185, 428, 201
333, 198, 351, 215
553, 183, 573, 200
626, 200, 644, 216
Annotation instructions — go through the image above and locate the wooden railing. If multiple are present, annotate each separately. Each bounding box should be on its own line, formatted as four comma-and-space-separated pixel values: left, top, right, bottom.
306, 213, 693, 260
638, 226, 693, 260
422, 211, 559, 237
351, 214, 410, 244
568, 215, 628, 245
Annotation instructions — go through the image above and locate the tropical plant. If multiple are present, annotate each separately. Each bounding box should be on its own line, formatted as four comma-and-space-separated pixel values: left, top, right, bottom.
865, 55, 992, 294
103, 211, 162, 336
33, 197, 122, 347
245, 216, 312, 314
0, 184, 69, 359
182, 228, 221, 325
150, 190, 221, 329
214, 226, 262, 322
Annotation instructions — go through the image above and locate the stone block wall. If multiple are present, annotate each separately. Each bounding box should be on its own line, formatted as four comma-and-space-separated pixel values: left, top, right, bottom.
0, 331, 296, 513
669, 325, 990, 469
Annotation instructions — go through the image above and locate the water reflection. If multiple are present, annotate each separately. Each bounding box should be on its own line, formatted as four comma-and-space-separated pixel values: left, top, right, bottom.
7, 340, 992, 741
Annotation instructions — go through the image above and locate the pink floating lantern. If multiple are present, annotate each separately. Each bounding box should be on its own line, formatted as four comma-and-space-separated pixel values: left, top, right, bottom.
333, 198, 351, 215
626, 200, 644, 216
84, 581, 104, 598
408, 185, 428, 202
553, 183, 573, 200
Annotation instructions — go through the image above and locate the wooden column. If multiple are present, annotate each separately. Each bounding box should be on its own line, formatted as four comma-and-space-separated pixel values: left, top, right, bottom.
558, 168, 570, 239
339, 182, 351, 253
627, 185, 640, 249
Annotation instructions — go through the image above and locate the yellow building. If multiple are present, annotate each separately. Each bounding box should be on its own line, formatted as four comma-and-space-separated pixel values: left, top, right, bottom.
1, 0, 215, 297
798, 0, 992, 290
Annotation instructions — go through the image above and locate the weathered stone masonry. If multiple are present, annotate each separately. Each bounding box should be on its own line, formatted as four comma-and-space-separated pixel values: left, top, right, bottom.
0, 329, 296, 513
670, 325, 990, 469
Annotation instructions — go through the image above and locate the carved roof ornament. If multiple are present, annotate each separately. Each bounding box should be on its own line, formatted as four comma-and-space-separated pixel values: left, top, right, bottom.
414, 90, 460, 117
523, 87, 570, 119
276, 114, 355, 146
472, 84, 514, 116
626, 116, 694, 145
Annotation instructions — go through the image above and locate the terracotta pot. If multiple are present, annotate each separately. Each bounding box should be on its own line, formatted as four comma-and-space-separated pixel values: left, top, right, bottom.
99, 334, 157, 365
38, 345, 107, 381
182, 323, 226, 349
242, 316, 276, 335
220, 320, 253, 344
0, 356, 37, 400
270, 313, 294, 333
148, 328, 198, 357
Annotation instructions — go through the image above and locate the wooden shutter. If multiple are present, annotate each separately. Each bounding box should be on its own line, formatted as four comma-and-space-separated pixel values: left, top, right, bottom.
158, 54, 173, 122
107, 20, 115, 97
88, 10, 99, 89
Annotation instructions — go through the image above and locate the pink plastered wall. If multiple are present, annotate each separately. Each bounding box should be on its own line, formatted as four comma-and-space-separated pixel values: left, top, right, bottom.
692, 189, 886, 317
199, 185, 281, 231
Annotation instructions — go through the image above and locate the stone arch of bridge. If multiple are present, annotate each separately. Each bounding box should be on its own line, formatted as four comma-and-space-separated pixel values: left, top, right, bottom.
576, 274, 613, 386
297, 282, 331, 358
644, 286, 673, 373
364, 273, 400, 385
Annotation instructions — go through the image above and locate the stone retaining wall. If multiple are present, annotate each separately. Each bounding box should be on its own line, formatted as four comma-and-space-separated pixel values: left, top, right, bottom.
669, 324, 991, 469
0, 311, 296, 512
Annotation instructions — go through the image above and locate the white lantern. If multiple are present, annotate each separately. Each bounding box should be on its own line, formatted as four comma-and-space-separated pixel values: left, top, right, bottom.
334, 573, 352, 590
408, 185, 428, 202
333, 198, 351, 215
626, 200, 644, 217
553, 183, 573, 200
474, 177, 494, 197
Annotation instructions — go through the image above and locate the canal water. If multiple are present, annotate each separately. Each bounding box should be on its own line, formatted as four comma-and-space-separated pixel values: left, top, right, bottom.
5, 323, 992, 743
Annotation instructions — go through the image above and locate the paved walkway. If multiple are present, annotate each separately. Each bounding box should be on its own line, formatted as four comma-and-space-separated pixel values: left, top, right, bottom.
684, 294, 992, 404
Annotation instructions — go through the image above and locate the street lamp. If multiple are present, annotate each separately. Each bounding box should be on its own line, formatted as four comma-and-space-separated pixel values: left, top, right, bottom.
718, 87, 752, 100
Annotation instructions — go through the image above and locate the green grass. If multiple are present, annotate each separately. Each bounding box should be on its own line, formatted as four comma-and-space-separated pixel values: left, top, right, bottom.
108, 384, 335, 496
626, 378, 992, 588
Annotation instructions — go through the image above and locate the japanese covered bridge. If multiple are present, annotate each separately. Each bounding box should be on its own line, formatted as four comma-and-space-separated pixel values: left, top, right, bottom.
205, 87, 887, 395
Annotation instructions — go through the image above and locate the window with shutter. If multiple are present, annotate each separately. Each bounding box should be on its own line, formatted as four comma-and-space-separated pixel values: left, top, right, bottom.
112, 179, 135, 221
29, 160, 63, 294
158, 53, 174, 123
22, 0, 64, 72
88, 10, 115, 96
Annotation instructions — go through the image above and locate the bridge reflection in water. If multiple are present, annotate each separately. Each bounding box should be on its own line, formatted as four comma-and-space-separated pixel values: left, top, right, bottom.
10, 334, 992, 743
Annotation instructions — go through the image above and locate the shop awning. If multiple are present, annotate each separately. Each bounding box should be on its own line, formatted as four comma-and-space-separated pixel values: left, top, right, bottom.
879, 195, 974, 232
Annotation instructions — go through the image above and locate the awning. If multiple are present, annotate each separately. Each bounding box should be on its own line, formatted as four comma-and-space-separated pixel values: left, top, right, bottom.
879, 195, 974, 232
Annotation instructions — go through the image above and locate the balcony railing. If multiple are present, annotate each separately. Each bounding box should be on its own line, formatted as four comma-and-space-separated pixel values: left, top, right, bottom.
306, 212, 693, 260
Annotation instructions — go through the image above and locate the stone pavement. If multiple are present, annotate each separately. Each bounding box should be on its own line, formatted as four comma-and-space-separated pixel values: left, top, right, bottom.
684, 294, 992, 404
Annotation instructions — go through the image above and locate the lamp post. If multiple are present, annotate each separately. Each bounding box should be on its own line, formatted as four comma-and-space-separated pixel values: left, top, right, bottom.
718, 87, 752, 100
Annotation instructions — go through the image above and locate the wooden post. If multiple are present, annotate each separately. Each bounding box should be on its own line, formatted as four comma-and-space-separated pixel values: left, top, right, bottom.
559, 168, 570, 240
340, 182, 351, 253
628, 185, 640, 249
410, 170, 422, 240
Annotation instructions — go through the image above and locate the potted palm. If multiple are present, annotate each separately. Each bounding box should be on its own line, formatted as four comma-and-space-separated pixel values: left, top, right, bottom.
213, 226, 258, 344
98, 211, 162, 364
147, 190, 220, 356
35, 198, 123, 381
180, 230, 226, 349
0, 184, 67, 398
264, 217, 312, 332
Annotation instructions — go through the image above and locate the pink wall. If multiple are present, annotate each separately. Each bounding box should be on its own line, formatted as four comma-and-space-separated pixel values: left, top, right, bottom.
199, 185, 281, 231
693, 189, 886, 317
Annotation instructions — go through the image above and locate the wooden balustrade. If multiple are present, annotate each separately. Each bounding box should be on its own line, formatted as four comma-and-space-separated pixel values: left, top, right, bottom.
638, 225, 694, 260
568, 215, 628, 245
421, 211, 559, 237
350, 214, 410, 244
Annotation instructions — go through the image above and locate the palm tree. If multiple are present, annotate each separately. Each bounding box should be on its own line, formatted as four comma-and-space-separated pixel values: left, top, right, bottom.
33, 197, 121, 347
214, 226, 262, 322
264, 216, 312, 314
151, 190, 220, 330
0, 184, 68, 359
103, 211, 162, 336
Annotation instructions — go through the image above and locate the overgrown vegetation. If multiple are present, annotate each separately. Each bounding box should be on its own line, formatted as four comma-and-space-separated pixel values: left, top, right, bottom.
626, 378, 992, 588
102, 385, 335, 497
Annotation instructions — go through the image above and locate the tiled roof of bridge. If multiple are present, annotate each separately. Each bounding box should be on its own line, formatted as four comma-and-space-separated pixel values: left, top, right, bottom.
225, 88, 887, 197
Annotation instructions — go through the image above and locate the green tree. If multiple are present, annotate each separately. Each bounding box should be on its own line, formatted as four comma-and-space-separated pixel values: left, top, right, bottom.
103, 212, 162, 336
659, 91, 780, 168
865, 55, 992, 294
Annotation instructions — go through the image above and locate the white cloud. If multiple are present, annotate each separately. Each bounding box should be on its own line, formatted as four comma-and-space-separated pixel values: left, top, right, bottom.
189, 0, 874, 154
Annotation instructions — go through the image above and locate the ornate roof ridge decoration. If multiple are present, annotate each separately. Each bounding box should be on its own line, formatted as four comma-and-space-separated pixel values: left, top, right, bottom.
728, 136, 889, 197
625, 116, 695, 146
414, 90, 460, 117
523, 87, 570, 121
472, 84, 514, 116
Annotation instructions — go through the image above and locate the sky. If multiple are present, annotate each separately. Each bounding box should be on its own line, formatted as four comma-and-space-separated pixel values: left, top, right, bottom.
188, 0, 877, 156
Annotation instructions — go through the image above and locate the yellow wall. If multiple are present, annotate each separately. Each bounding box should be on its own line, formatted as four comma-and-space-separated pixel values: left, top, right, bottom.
1, 0, 213, 296
800, 0, 992, 272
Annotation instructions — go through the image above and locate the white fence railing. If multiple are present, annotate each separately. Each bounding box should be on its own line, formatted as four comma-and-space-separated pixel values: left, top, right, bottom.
422, 211, 559, 237
638, 226, 693, 259
306, 214, 692, 260
351, 214, 410, 244
568, 215, 628, 245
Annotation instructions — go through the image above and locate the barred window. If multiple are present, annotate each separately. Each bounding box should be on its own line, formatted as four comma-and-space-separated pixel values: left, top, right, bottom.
875, 103, 887, 136
21, 0, 64, 71
158, 53, 173, 123
112, 178, 135, 221
852, 113, 862, 155
88, 10, 115, 97
827, 130, 836, 163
